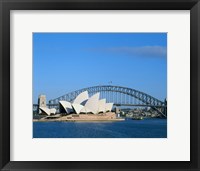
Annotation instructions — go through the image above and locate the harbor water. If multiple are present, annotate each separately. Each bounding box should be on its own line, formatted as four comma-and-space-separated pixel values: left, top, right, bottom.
33, 118, 167, 138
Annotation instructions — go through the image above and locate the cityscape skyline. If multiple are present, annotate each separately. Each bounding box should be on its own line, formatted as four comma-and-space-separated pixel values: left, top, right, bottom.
33, 33, 167, 104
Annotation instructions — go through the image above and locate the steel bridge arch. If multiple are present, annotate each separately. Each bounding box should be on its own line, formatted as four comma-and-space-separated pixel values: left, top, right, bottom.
49, 85, 165, 107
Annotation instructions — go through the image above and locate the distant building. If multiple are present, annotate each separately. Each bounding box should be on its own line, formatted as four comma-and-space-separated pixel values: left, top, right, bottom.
38, 95, 46, 114
115, 107, 120, 114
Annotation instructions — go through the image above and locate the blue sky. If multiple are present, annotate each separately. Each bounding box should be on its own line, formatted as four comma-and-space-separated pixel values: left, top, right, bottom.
33, 33, 167, 103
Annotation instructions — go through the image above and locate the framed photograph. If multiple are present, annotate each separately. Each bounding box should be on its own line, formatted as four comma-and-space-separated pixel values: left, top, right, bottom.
33, 32, 167, 139
1, 0, 200, 170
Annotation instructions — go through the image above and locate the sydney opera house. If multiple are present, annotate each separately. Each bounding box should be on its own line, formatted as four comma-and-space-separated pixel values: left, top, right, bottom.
39, 91, 113, 116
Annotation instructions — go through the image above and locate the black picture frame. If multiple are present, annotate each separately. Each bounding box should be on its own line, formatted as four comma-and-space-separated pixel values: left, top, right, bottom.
0, 0, 200, 170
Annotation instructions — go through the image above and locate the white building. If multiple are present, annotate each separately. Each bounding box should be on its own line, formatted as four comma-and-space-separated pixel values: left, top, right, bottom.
39, 106, 56, 116
59, 101, 73, 114
59, 91, 113, 114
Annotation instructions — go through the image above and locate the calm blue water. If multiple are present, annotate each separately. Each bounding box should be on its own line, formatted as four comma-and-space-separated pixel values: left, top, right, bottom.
33, 118, 167, 138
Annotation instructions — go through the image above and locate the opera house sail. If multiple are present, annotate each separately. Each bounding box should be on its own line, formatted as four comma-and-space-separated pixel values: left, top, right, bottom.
73, 91, 89, 105
83, 93, 100, 114
59, 101, 73, 114
98, 99, 106, 113
39, 107, 56, 116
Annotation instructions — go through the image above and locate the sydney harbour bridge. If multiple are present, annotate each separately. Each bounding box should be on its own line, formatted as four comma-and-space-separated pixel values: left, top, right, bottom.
35, 85, 167, 117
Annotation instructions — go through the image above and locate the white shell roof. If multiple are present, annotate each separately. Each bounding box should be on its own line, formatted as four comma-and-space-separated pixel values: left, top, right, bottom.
59, 100, 73, 114
84, 93, 100, 114
72, 103, 84, 114
39, 107, 56, 115
56, 91, 114, 114
98, 99, 106, 113
50, 108, 56, 114
73, 91, 89, 105
39, 107, 50, 115
80, 106, 92, 113
105, 103, 113, 112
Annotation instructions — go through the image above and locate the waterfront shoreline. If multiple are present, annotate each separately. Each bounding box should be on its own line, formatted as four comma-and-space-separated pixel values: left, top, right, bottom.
33, 119, 125, 122
33, 112, 125, 122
